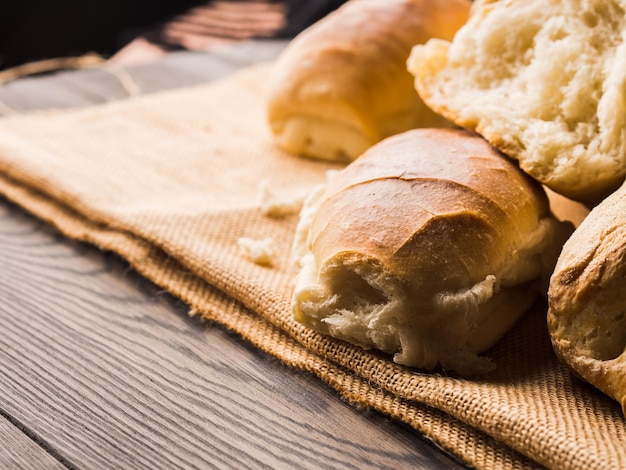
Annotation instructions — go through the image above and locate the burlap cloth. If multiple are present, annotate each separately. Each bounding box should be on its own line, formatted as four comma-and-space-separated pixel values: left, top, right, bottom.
0, 63, 624, 469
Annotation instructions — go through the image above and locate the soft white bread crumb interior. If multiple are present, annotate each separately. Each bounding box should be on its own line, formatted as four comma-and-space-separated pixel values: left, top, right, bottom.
291, 129, 572, 375
407, 0, 626, 204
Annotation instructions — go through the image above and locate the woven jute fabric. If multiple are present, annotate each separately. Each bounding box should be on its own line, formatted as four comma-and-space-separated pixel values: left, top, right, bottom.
0, 63, 624, 469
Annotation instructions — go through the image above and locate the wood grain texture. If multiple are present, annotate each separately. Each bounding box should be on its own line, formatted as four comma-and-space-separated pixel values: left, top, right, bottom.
0, 200, 462, 469
0, 413, 66, 470
0, 41, 464, 469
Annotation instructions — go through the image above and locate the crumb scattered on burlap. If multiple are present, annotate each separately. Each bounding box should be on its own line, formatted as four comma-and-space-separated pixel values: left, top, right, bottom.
237, 236, 277, 266
257, 180, 306, 218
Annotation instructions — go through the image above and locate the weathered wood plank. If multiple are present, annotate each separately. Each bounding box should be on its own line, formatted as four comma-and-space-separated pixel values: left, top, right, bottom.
0, 413, 66, 470
0, 200, 461, 469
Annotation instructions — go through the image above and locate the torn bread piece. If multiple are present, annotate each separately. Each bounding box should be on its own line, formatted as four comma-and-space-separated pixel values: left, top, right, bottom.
291, 128, 572, 375
407, 0, 626, 204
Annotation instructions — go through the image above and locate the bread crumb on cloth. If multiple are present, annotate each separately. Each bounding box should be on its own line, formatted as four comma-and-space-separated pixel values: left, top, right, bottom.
237, 236, 277, 266
257, 180, 305, 218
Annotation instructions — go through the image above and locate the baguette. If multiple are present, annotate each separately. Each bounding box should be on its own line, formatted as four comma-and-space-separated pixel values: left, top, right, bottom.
548, 181, 626, 414
267, 0, 471, 162
291, 128, 572, 375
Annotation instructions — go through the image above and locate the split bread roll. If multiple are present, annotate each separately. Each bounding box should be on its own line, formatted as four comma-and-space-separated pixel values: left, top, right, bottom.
548, 181, 626, 414
266, 0, 471, 162
407, 0, 626, 205
291, 128, 572, 375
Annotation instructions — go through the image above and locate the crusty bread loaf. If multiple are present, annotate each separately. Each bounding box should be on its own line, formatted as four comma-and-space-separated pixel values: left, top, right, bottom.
267, 0, 471, 162
548, 181, 626, 414
407, 0, 626, 205
291, 128, 572, 375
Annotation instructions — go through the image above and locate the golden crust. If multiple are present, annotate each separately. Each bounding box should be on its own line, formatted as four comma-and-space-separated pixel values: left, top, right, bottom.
548, 182, 626, 414
311, 129, 551, 292
267, 0, 471, 162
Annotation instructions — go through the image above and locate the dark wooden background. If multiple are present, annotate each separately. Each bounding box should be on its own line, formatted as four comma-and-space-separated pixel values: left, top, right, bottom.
0, 41, 466, 469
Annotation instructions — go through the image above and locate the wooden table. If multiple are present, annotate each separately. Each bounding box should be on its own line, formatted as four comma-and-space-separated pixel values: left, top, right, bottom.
0, 41, 464, 469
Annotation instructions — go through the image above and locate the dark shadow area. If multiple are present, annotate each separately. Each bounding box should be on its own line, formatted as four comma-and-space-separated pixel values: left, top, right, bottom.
0, 0, 348, 70
0, 0, 202, 68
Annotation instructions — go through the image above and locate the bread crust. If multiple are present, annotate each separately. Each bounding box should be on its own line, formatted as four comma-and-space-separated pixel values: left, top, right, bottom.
267, 0, 471, 162
548, 181, 626, 414
292, 128, 571, 375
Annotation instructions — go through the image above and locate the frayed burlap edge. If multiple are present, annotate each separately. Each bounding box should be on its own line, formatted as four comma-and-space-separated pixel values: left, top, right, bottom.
0, 170, 537, 470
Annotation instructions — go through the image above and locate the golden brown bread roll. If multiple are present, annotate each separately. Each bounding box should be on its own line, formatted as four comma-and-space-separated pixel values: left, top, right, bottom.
267, 0, 471, 162
291, 128, 572, 375
548, 181, 626, 414
407, 0, 626, 205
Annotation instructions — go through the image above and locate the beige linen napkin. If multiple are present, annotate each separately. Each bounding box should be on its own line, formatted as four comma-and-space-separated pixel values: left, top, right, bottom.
0, 63, 623, 469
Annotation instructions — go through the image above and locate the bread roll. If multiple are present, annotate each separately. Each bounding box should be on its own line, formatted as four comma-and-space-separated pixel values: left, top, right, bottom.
548, 181, 626, 414
267, 0, 471, 162
291, 128, 572, 375
407, 0, 626, 205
